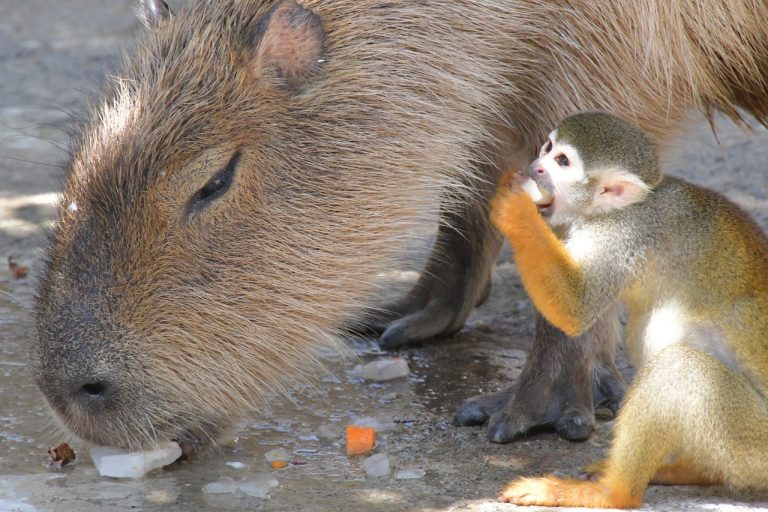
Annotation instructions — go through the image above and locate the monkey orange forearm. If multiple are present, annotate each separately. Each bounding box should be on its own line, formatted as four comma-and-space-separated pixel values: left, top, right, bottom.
490, 188, 587, 336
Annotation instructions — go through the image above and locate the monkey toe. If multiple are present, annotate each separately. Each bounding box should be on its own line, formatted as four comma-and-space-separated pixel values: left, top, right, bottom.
554, 408, 595, 441
454, 386, 517, 426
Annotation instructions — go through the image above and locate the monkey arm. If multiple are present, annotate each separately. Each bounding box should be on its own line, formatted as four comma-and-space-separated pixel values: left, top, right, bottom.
491, 188, 627, 337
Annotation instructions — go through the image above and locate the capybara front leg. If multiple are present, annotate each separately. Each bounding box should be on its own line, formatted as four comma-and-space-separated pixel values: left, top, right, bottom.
457, 308, 624, 443
377, 194, 502, 348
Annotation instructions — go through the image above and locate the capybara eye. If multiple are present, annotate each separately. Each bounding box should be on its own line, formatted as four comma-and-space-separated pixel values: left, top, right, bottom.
194, 151, 241, 206
556, 154, 569, 167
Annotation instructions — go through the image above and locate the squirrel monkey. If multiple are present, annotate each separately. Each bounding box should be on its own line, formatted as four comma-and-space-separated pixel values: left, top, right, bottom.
493, 111, 768, 508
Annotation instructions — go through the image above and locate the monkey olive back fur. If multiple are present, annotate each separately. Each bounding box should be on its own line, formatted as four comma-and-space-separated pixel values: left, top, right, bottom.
557, 112, 662, 188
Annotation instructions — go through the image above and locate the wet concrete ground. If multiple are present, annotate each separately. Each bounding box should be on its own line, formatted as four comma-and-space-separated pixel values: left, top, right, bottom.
2, 1, 768, 511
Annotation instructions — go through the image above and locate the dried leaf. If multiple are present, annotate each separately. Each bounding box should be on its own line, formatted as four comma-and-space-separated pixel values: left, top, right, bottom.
8, 256, 28, 279
48, 442, 76, 467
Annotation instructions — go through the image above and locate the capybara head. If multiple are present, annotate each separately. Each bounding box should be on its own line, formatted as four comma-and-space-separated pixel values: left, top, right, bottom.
33, 0, 467, 452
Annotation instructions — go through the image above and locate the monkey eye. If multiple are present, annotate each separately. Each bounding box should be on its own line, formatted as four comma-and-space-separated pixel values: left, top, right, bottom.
555, 154, 569, 167
544, 141, 553, 153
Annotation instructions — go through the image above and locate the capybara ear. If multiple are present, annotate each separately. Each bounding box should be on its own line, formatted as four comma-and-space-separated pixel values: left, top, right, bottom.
252, 0, 326, 91
138, 0, 172, 28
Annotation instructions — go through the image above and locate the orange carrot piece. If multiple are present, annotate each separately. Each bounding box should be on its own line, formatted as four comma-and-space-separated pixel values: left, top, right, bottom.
271, 460, 288, 470
345, 425, 376, 456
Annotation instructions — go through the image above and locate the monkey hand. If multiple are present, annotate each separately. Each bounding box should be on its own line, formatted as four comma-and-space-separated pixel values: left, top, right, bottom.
490, 180, 541, 239
498, 169, 529, 190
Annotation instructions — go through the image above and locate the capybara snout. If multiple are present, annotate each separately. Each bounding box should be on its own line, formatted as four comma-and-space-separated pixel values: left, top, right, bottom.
33, 0, 393, 450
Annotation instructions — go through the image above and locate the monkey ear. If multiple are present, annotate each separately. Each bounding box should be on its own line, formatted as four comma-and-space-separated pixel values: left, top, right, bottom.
593, 169, 651, 210
251, 1, 326, 91
138, 0, 173, 28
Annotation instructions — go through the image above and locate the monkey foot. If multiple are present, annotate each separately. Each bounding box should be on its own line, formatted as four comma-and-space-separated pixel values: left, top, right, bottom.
499, 476, 642, 509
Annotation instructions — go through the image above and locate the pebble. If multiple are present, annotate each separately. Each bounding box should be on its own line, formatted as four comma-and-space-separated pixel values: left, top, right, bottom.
395, 468, 426, 480
351, 357, 410, 381
239, 474, 279, 498
90, 442, 182, 478
363, 453, 390, 477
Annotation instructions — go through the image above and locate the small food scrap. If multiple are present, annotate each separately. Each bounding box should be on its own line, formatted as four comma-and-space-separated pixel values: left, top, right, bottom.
48, 442, 76, 467
8, 256, 28, 279
265, 448, 290, 470
225, 461, 246, 470
270, 460, 288, 470
363, 453, 390, 477
345, 425, 375, 456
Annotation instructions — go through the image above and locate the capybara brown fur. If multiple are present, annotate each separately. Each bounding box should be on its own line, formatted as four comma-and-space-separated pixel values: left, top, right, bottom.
33, 0, 768, 453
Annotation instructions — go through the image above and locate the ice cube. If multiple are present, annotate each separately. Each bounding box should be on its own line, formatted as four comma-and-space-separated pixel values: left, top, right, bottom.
264, 448, 289, 462
359, 357, 410, 381
352, 416, 397, 432
363, 453, 390, 477
520, 177, 544, 202
239, 474, 279, 498
395, 468, 426, 480
202, 476, 238, 494
90, 441, 182, 478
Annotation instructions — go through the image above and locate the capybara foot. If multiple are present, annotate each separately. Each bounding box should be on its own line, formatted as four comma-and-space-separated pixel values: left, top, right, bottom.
554, 408, 595, 441
377, 301, 462, 348
455, 361, 610, 443
499, 476, 642, 509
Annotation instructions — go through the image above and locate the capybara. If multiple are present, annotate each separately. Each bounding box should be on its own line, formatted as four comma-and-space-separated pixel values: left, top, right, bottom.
33, 0, 768, 453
